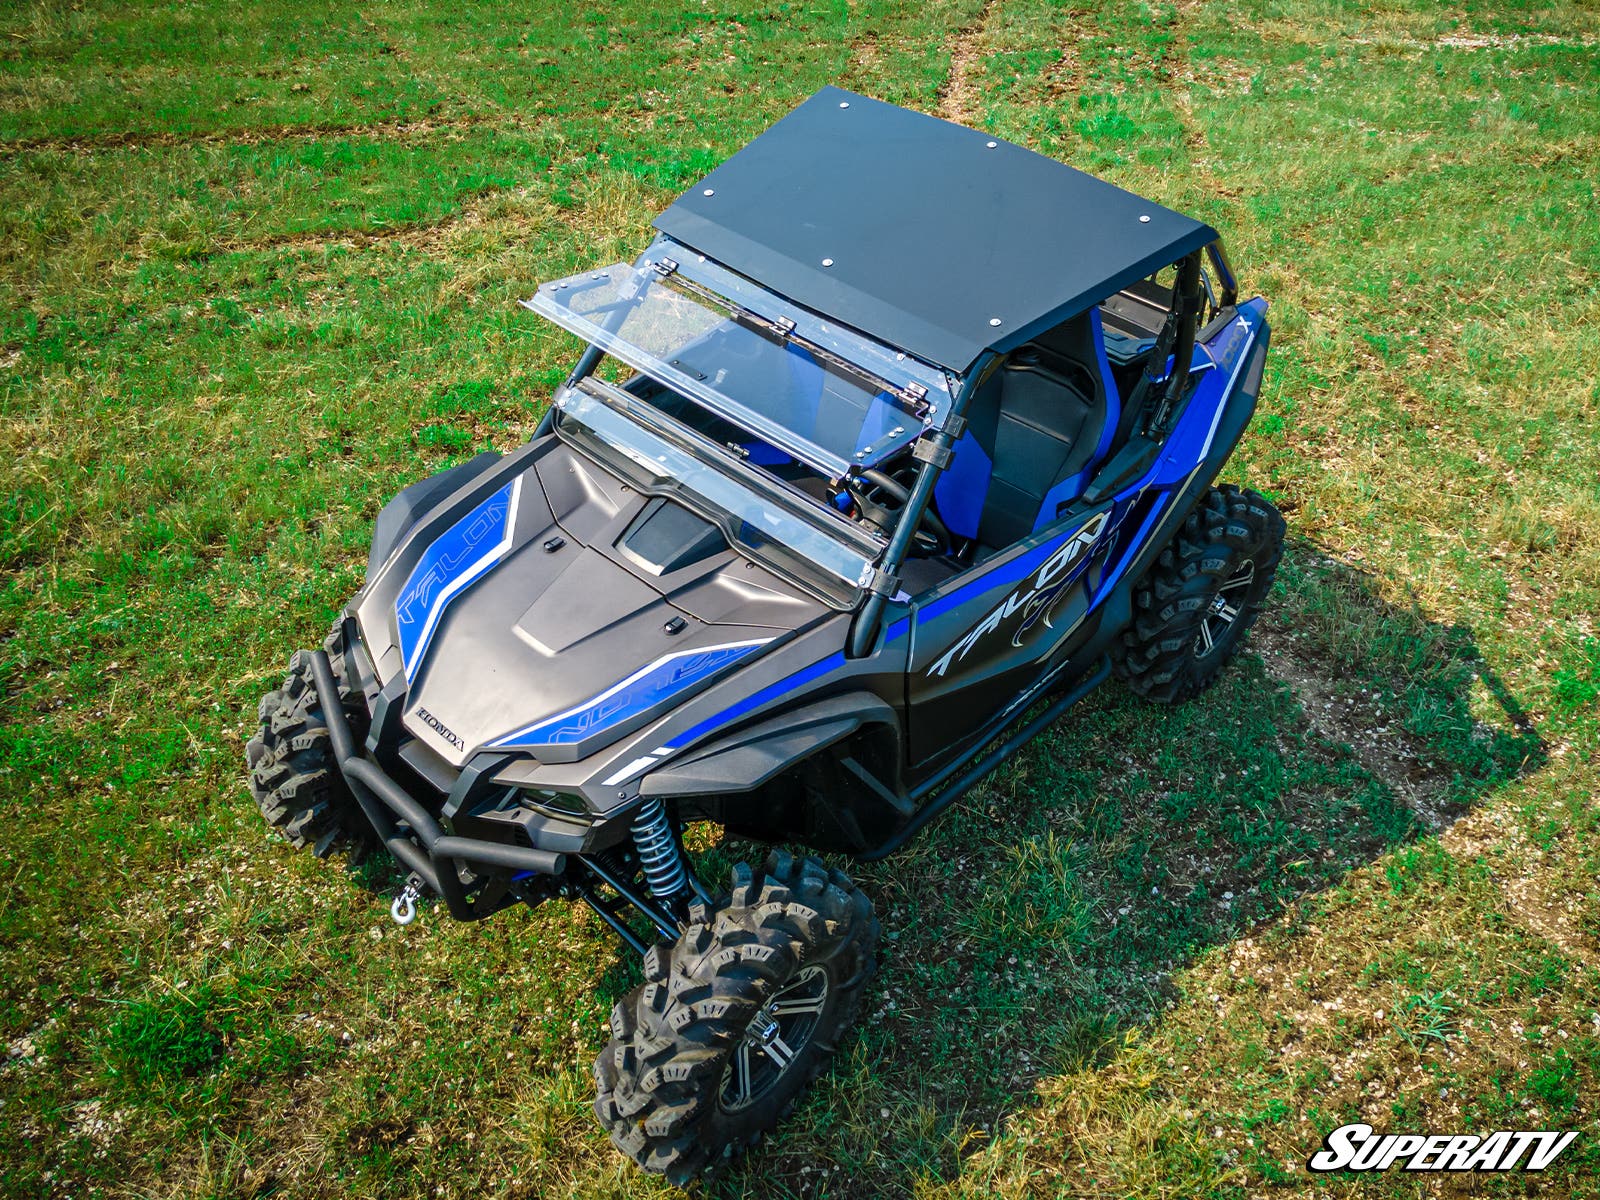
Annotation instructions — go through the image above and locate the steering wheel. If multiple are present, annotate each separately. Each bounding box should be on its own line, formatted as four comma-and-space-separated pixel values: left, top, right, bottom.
845, 468, 952, 557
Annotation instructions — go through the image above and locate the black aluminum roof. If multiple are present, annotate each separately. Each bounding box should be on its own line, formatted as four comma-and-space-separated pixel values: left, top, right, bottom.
654, 86, 1218, 374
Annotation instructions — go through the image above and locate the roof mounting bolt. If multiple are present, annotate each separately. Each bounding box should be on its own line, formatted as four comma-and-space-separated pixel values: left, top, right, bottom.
703, 188, 715, 196
890, 426, 904, 436
854, 450, 866, 459
839, 101, 850, 108
821, 257, 834, 267
986, 141, 998, 148
1139, 214, 1152, 223
989, 317, 1002, 327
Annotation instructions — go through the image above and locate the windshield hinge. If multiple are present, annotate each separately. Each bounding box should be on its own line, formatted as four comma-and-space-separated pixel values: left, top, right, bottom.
900, 381, 930, 416
653, 257, 679, 278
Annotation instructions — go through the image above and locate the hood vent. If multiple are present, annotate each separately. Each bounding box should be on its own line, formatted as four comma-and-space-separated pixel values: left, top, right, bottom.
617, 498, 729, 577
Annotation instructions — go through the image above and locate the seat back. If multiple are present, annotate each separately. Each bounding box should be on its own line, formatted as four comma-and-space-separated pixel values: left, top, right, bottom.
934, 310, 1121, 551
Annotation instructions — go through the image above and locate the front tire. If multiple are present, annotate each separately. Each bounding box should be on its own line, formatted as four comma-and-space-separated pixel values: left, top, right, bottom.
246, 623, 373, 857
594, 850, 879, 1183
1114, 484, 1284, 703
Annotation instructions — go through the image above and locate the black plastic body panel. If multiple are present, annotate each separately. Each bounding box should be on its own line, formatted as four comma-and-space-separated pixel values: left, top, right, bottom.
641, 691, 900, 797
367, 451, 502, 578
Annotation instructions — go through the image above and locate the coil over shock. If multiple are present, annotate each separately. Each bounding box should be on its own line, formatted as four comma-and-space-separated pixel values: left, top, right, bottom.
630, 797, 688, 901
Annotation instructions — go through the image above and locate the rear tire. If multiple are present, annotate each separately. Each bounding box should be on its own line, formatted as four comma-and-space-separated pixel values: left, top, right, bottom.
1114, 484, 1284, 704
594, 850, 879, 1183
246, 623, 373, 857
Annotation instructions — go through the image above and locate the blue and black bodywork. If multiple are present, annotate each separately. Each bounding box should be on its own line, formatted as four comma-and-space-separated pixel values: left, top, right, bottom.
249, 85, 1280, 1177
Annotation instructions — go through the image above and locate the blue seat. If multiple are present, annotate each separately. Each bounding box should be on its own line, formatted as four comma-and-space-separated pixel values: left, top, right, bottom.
934, 308, 1121, 549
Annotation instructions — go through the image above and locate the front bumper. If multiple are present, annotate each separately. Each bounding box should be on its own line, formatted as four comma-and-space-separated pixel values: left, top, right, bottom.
309, 649, 570, 921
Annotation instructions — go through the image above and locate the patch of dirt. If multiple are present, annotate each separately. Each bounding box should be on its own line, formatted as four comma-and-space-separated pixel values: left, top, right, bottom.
1254, 617, 1587, 972
226, 206, 487, 257
850, 31, 882, 79
1167, 1, 1242, 198
1442, 803, 1600, 970
148, 181, 560, 266
1349, 31, 1599, 51
1250, 620, 1458, 830
1500, 871, 1598, 969
66, 1098, 128, 1152
1038, 41, 1084, 102
939, 1, 999, 125
4, 110, 514, 154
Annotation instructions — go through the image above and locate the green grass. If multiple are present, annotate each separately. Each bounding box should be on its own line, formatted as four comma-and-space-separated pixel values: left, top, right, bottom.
2, 0, 1598, 1196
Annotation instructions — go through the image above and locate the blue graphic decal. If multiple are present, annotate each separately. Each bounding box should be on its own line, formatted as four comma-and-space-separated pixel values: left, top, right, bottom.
491, 639, 771, 751
1090, 493, 1168, 609
662, 651, 846, 752
1144, 300, 1264, 492
395, 479, 519, 680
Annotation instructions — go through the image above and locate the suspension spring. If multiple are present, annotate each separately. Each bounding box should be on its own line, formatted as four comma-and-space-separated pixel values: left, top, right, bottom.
630, 797, 688, 900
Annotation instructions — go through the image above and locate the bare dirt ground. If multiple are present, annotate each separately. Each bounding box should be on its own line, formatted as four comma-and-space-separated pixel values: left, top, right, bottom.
1251, 621, 1460, 832
938, 0, 998, 124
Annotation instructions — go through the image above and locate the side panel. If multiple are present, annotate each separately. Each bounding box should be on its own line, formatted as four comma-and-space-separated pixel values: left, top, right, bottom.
904, 504, 1117, 766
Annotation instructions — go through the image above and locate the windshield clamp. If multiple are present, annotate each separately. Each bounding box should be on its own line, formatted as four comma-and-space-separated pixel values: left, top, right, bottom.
912, 435, 954, 469
773, 315, 797, 335
899, 381, 931, 417
860, 565, 901, 598
653, 257, 679, 278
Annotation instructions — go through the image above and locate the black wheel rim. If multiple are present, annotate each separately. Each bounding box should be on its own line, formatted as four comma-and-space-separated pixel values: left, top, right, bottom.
1195, 558, 1255, 659
717, 965, 830, 1113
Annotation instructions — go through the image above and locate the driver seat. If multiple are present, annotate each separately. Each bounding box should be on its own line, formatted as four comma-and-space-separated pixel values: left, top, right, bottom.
933, 309, 1122, 552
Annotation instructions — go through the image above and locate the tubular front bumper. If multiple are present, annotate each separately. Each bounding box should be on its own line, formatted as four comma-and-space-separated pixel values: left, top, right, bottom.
308, 649, 569, 921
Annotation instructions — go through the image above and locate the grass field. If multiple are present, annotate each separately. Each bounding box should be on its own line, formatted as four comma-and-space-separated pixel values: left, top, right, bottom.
2, 0, 1598, 1195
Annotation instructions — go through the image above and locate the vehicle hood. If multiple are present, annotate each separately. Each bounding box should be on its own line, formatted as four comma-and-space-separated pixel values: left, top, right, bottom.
353, 441, 829, 768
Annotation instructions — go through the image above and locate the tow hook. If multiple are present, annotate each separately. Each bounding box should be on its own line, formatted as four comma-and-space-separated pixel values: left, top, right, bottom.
390, 875, 424, 926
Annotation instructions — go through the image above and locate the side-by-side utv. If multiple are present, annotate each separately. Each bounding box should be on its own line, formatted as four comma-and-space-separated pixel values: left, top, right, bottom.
248, 87, 1283, 1181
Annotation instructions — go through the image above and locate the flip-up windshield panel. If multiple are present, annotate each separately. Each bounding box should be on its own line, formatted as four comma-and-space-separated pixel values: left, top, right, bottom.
524, 256, 951, 479
553, 382, 878, 608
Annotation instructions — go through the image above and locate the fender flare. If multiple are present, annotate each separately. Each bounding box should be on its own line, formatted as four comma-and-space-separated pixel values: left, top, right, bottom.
639, 691, 902, 799
366, 450, 503, 579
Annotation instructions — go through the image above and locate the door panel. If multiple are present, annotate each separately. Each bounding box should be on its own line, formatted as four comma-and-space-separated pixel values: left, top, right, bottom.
905, 504, 1116, 767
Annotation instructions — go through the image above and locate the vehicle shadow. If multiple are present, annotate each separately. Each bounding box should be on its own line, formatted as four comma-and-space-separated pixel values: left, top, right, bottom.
697, 542, 1545, 1197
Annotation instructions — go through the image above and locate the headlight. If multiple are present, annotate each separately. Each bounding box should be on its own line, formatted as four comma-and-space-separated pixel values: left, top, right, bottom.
517, 788, 588, 818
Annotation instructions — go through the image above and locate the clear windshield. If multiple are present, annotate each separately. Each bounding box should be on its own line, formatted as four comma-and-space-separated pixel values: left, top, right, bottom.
524, 253, 952, 479
552, 380, 880, 607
